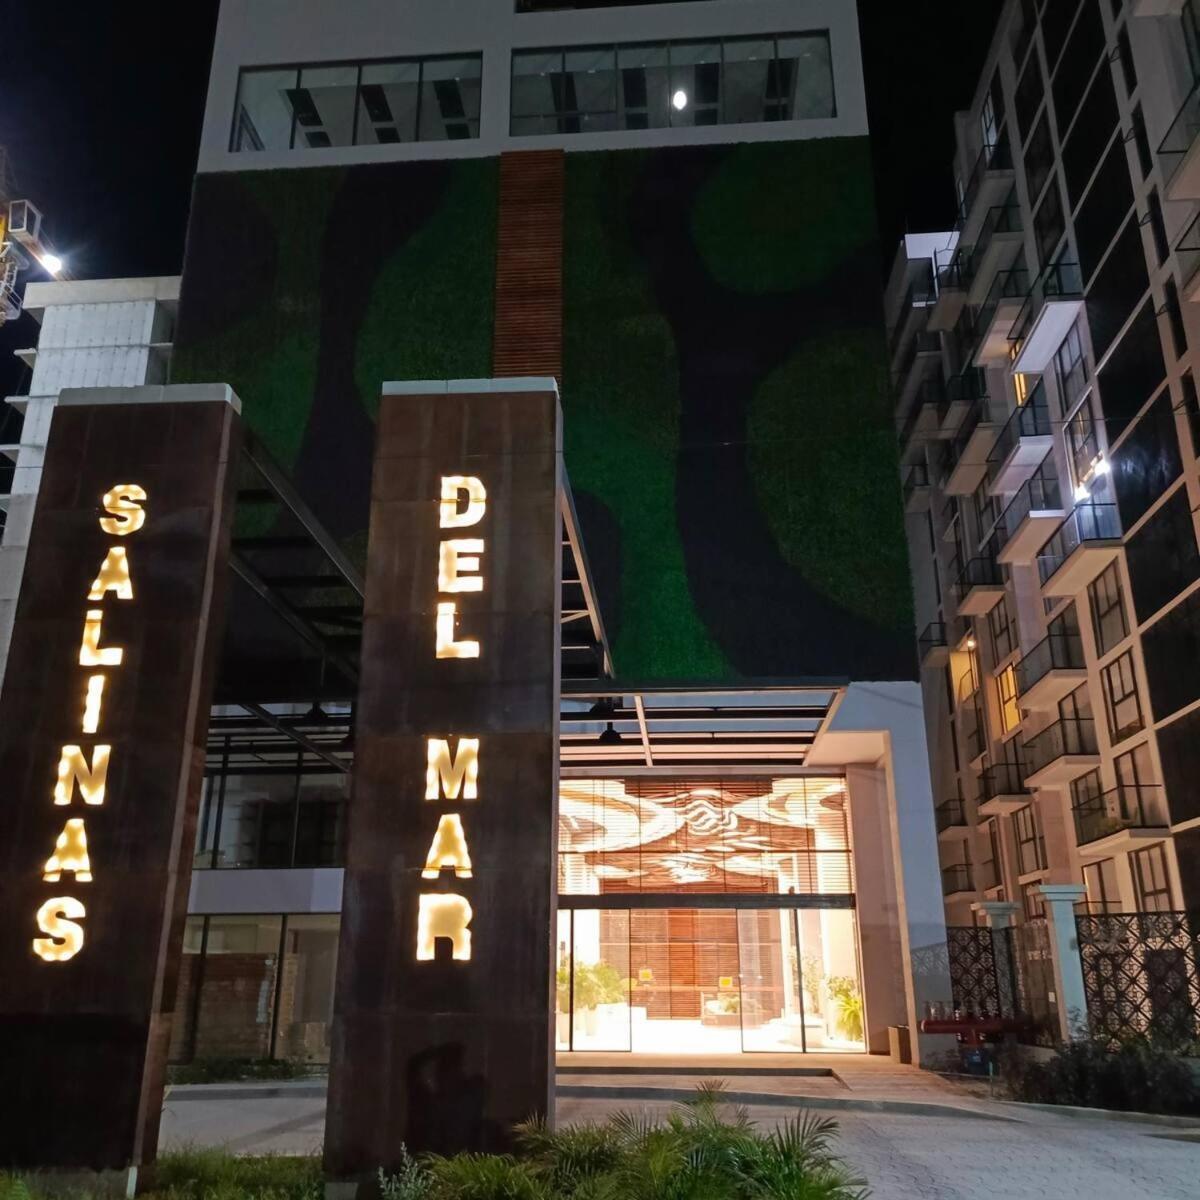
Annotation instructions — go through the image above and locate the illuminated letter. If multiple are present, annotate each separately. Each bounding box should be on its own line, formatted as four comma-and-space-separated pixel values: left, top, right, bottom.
435, 601, 479, 659
99, 484, 147, 536
54, 745, 111, 806
438, 539, 485, 593
79, 609, 123, 666
81, 674, 105, 735
87, 547, 133, 600
416, 893, 473, 961
439, 475, 486, 529
425, 737, 479, 800
33, 897, 86, 962
421, 813, 473, 879
43, 818, 93, 882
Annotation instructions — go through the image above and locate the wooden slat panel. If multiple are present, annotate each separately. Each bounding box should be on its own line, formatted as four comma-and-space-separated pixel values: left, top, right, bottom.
493, 149, 564, 384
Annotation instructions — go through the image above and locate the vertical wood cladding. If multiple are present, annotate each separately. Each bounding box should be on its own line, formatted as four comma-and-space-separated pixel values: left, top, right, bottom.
324, 385, 561, 1173
492, 151, 564, 384
0, 396, 240, 1169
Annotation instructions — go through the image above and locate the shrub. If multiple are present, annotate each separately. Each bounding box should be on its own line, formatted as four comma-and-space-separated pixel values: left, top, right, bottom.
379, 1150, 432, 1200
1003, 1037, 1199, 1116
168, 1058, 316, 1085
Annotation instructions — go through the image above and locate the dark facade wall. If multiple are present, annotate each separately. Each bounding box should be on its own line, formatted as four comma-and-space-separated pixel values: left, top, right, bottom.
173, 140, 914, 684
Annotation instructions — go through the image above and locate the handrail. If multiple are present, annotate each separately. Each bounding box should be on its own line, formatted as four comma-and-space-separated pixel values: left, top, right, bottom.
936, 798, 968, 833
1073, 785, 1165, 846
1015, 630, 1085, 696
994, 457, 1062, 553
1023, 717, 1098, 777
980, 760, 1029, 801
956, 137, 1014, 229
1037, 502, 1122, 586
1157, 75, 1200, 190
988, 379, 1050, 474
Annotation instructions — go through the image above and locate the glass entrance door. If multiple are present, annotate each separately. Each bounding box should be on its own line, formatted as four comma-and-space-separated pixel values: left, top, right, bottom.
557, 905, 865, 1054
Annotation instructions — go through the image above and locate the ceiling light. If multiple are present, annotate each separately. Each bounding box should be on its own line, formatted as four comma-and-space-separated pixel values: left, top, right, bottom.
672, 89, 688, 111
966, 636, 977, 651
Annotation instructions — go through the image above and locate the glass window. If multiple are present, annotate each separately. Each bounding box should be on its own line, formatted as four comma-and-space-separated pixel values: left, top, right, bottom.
669, 41, 722, 127
1181, 371, 1200, 458
1022, 882, 1045, 920
1089, 559, 1128, 656
782, 34, 835, 119
420, 56, 482, 141
998, 663, 1021, 735
295, 773, 348, 867
1116, 25, 1137, 96
1102, 649, 1144, 742
1115, 740, 1153, 791
1164, 278, 1189, 361
1013, 805, 1045, 875
1132, 843, 1172, 912
1065, 396, 1100, 485
1034, 177, 1065, 266
1083, 857, 1120, 913
231, 67, 299, 151
1146, 190, 1169, 266
989, 595, 1015, 663
564, 46, 619, 132
1055, 318, 1089, 410
274, 915, 340, 1063
1130, 105, 1153, 180
294, 65, 359, 148
723, 38, 775, 124
1024, 112, 1054, 205
214, 771, 300, 869
357, 61, 420, 145
618, 43, 670, 130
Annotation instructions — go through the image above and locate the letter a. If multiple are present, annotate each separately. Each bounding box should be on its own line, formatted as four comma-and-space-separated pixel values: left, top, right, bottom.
43, 818, 93, 882
421, 813, 473, 879
88, 547, 133, 600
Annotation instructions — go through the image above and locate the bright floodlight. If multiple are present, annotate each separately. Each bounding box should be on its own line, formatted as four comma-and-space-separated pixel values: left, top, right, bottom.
39, 253, 64, 276
672, 89, 688, 111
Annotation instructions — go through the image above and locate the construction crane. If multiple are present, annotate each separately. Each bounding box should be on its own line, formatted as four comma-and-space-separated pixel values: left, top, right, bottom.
0, 147, 66, 326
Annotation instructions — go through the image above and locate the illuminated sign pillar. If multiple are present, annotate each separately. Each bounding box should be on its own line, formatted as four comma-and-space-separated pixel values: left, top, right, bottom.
0, 384, 242, 1175
325, 379, 561, 1178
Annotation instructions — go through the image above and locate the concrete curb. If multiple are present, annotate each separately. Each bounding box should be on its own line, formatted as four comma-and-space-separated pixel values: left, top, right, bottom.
556, 1083, 1015, 1121
166, 1083, 328, 1102
1000, 1100, 1200, 1129
560, 1064, 835, 1078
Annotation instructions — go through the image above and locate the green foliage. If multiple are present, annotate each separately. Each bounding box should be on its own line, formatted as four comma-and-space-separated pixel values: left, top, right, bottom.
172, 169, 340, 470
691, 139, 878, 294
556, 961, 631, 1012
563, 151, 733, 682
824, 979, 863, 1044
379, 1151, 433, 1200
354, 159, 497, 420
747, 330, 914, 633
168, 1058, 315, 1085
424, 1155, 547, 1200
1002, 1037, 1199, 1115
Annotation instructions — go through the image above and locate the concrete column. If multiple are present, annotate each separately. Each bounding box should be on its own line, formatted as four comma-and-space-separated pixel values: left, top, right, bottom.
1036, 883, 1089, 1041
809, 682, 955, 1066
972, 901, 1019, 1018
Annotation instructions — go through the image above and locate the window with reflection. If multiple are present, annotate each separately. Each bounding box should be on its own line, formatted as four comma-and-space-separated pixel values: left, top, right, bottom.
558, 777, 853, 895
511, 32, 834, 136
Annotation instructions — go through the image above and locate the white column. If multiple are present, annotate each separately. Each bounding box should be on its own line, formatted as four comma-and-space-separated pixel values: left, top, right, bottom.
1037, 883, 1089, 1041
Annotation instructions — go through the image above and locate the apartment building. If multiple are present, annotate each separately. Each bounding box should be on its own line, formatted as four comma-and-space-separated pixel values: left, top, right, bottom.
892, 0, 1200, 926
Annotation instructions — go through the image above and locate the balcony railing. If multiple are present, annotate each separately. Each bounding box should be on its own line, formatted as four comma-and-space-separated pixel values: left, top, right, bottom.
918, 620, 947, 660
903, 462, 931, 506
1009, 261, 1084, 348
1158, 76, 1200, 192
994, 457, 1063, 556
888, 270, 937, 360
1015, 630, 1085, 698
946, 393, 1000, 474
955, 554, 1004, 601
976, 266, 1030, 345
980, 760, 1030, 803
892, 329, 941, 387
1037, 502, 1122, 586
938, 366, 988, 425
1177, 208, 1200, 290
1023, 717, 1099, 779
941, 863, 975, 895
957, 137, 1015, 230
1073, 784, 1165, 846
936, 797, 968, 834
987, 380, 1050, 479
936, 245, 975, 292
977, 195, 1023, 247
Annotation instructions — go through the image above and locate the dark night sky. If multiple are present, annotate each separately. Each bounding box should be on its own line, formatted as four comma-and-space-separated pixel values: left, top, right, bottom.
0, 0, 1003, 390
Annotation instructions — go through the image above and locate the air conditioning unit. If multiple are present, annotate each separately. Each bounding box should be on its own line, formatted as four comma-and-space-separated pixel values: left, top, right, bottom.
7, 199, 44, 251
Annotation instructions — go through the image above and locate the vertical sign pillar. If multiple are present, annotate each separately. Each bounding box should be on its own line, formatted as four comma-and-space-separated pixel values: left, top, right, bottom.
0, 384, 242, 1176
325, 379, 561, 1179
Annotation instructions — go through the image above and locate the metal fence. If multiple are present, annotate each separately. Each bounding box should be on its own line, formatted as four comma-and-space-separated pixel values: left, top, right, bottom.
1076, 911, 1200, 1048
946, 926, 1018, 1019
1008, 918, 1057, 1045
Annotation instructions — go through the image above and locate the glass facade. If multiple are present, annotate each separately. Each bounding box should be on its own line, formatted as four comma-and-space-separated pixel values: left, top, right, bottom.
511, 33, 834, 136
230, 55, 483, 151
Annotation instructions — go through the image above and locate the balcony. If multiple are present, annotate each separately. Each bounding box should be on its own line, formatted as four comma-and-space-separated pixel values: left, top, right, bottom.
930, 246, 972, 332
1022, 717, 1100, 789
1176, 209, 1200, 303
956, 138, 1016, 246
1074, 785, 1169, 856
994, 459, 1066, 565
1159, 76, 1200, 202
888, 270, 937, 365
973, 267, 1030, 365
987, 380, 1053, 494
899, 378, 945, 463
944, 395, 1002, 495
978, 761, 1032, 816
1010, 263, 1085, 373
966, 195, 1024, 305
1015, 630, 1087, 711
936, 797, 969, 839
954, 554, 1005, 616
941, 863, 975, 898
892, 330, 942, 411
904, 463, 931, 513
918, 619, 949, 666
1037, 502, 1122, 596
937, 367, 987, 438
